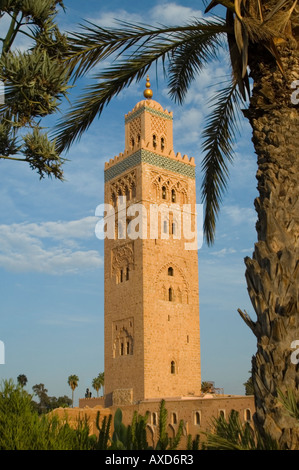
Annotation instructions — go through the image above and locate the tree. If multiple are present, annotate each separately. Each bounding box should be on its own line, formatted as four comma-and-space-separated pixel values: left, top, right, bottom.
92, 372, 104, 397
67, 375, 79, 408
0, 0, 71, 180
243, 372, 254, 396
0, 379, 94, 450
32, 383, 50, 414
204, 389, 299, 450
48, 394, 72, 409
201, 381, 215, 394
55, 1, 299, 449
17, 374, 28, 388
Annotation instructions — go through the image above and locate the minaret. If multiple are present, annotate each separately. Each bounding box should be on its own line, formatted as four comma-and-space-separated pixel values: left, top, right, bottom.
104, 77, 201, 406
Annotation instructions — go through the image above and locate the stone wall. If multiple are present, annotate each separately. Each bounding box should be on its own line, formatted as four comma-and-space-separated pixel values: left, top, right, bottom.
67, 394, 255, 448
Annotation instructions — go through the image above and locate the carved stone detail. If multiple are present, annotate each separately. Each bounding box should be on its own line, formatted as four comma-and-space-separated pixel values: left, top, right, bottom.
111, 242, 134, 277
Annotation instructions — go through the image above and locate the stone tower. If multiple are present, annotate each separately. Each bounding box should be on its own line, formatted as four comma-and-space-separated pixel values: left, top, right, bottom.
104, 77, 201, 407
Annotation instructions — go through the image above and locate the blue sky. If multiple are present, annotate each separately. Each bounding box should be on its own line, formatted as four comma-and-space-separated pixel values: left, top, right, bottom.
0, 0, 258, 404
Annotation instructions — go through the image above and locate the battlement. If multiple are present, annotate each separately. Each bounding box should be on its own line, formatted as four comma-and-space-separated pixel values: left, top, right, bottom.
105, 148, 195, 171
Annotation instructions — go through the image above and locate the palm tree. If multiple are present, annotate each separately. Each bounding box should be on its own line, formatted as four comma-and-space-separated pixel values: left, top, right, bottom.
56, 1, 299, 448
67, 375, 79, 408
17, 374, 28, 388
92, 372, 105, 397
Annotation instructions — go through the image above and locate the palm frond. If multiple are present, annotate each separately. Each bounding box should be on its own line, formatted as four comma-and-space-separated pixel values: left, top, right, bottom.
167, 27, 224, 104
66, 19, 228, 80
201, 79, 244, 245
277, 388, 299, 422
204, 409, 280, 450
54, 19, 229, 152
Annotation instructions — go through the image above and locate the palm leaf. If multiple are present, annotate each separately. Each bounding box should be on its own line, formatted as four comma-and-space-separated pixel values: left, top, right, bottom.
54, 19, 229, 152
167, 26, 224, 104
201, 79, 243, 245
66, 19, 227, 80
204, 409, 280, 450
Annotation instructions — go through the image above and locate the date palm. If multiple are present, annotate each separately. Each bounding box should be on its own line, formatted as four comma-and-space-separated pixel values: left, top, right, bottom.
92, 372, 105, 397
67, 374, 79, 408
56, 1, 299, 448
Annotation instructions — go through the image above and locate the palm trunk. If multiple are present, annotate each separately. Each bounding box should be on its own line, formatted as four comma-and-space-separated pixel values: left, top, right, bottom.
240, 39, 299, 449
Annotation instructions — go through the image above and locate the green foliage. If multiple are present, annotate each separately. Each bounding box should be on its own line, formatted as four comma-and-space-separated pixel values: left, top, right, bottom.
92, 372, 105, 397
0, 379, 94, 450
92, 399, 184, 450
17, 374, 28, 388
203, 409, 280, 450
67, 374, 79, 407
94, 411, 112, 450
243, 372, 254, 396
277, 388, 299, 422
187, 433, 200, 450
0, 0, 70, 179
31, 382, 72, 414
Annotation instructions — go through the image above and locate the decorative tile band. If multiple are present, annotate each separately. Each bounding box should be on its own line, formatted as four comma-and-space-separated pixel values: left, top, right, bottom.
125, 106, 173, 124
105, 150, 195, 182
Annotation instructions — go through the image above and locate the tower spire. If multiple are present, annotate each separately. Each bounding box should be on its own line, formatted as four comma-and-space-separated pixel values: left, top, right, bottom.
143, 75, 153, 99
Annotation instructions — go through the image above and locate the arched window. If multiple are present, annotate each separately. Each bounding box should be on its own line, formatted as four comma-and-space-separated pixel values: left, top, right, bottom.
162, 186, 167, 200
172, 222, 176, 235
120, 343, 124, 356
152, 413, 157, 426
126, 266, 130, 281
219, 410, 225, 419
120, 269, 123, 283
171, 189, 176, 202
153, 134, 157, 149
161, 137, 165, 151
126, 341, 130, 355
137, 134, 141, 144
171, 361, 176, 374
172, 413, 177, 425
131, 137, 135, 149
194, 411, 201, 426
112, 193, 117, 207
168, 267, 174, 276
245, 409, 252, 422
125, 186, 130, 201
168, 287, 173, 302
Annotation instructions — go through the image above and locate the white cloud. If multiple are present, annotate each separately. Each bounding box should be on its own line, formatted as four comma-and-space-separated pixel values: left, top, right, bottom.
89, 2, 204, 28
87, 10, 143, 28
173, 107, 204, 145
223, 205, 257, 226
0, 217, 103, 275
150, 3, 204, 24
210, 247, 237, 257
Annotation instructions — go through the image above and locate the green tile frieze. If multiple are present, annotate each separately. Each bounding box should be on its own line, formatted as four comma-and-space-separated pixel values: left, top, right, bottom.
105, 150, 195, 182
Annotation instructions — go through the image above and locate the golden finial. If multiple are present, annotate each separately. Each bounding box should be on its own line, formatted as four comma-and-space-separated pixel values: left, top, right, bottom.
143, 75, 153, 99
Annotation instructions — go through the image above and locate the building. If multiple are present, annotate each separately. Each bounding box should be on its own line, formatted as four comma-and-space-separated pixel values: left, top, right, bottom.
104, 76, 201, 407
57, 78, 254, 446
